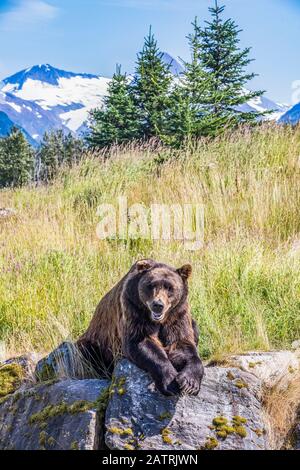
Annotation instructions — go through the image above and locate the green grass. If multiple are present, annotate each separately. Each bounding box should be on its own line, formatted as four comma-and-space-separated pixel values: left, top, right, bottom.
1, 124, 300, 359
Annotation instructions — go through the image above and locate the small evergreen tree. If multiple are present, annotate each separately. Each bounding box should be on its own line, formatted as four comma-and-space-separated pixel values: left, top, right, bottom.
131, 27, 173, 139
37, 130, 84, 182
0, 128, 34, 188
87, 65, 139, 148
62, 132, 85, 166
162, 85, 194, 148
169, 18, 217, 143
197, 1, 265, 134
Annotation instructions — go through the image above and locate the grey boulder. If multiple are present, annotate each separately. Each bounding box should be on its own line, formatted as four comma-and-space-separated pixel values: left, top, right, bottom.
0, 378, 110, 450
0, 208, 17, 219
35, 341, 92, 381
105, 360, 268, 451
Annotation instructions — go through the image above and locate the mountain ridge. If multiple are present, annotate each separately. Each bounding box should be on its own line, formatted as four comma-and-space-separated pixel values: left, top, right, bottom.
0, 58, 293, 144
279, 102, 300, 125
0, 110, 37, 147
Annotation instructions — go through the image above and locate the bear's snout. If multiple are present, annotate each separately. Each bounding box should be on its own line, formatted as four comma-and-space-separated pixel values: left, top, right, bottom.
151, 299, 164, 314
148, 298, 167, 322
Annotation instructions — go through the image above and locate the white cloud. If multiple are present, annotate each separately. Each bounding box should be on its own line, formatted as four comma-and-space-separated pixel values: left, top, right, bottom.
0, 0, 59, 31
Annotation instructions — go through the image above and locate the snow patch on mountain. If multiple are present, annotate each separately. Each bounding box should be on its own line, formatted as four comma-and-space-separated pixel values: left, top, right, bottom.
3, 64, 98, 89
4, 76, 110, 112
237, 90, 289, 121
2, 65, 110, 134
0, 89, 69, 142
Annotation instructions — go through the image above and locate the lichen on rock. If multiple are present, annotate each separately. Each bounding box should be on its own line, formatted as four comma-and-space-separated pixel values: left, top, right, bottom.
0, 378, 110, 450
0, 363, 24, 399
1, 348, 299, 450
105, 360, 269, 450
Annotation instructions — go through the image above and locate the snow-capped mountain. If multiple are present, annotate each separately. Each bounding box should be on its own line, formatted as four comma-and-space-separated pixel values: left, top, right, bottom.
279, 102, 300, 125
0, 110, 37, 146
1, 64, 110, 139
161, 52, 184, 76
0, 111, 14, 136
237, 94, 289, 121
0, 60, 292, 145
0, 87, 69, 143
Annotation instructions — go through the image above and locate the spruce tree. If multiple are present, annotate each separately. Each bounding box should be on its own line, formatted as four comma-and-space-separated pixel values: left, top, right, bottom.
131, 27, 173, 139
197, 1, 265, 133
37, 131, 63, 182
0, 128, 34, 188
179, 18, 223, 140
87, 65, 139, 148
37, 130, 84, 182
162, 85, 194, 148
63, 132, 84, 166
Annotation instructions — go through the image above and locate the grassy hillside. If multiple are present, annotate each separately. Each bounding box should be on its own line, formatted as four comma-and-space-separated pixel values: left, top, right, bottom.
1, 124, 300, 359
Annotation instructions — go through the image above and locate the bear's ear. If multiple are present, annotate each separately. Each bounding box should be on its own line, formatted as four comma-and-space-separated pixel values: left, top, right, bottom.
177, 264, 192, 281
136, 259, 153, 272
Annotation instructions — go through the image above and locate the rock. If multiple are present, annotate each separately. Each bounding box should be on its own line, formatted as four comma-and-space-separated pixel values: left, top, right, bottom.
0, 208, 16, 219
1, 354, 41, 400
35, 342, 92, 381
294, 424, 300, 450
105, 360, 269, 451
1, 349, 299, 450
227, 351, 300, 391
292, 340, 300, 351
3, 353, 40, 378
0, 378, 110, 450
0, 363, 25, 401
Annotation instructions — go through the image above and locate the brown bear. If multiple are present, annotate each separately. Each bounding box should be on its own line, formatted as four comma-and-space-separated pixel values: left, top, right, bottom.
77, 259, 204, 396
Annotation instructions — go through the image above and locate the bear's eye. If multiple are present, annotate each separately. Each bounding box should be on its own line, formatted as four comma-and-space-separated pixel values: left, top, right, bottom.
165, 283, 173, 293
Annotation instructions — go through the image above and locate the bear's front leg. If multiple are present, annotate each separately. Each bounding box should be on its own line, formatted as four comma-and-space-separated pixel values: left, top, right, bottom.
169, 342, 204, 396
124, 337, 180, 396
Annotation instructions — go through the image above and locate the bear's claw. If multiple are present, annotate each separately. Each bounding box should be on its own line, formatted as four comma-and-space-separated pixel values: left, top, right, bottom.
176, 371, 202, 396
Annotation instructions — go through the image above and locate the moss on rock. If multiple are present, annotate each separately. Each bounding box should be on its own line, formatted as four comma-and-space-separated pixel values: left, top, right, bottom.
202, 437, 219, 450
232, 415, 248, 425
95, 386, 110, 421
226, 371, 235, 381
234, 379, 248, 389
161, 427, 173, 445
252, 428, 265, 437
248, 361, 262, 369
0, 363, 24, 398
210, 415, 248, 441
212, 416, 228, 427
39, 431, 47, 447
108, 426, 134, 437
158, 411, 172, 421
48, 436, 56, 447
234, 425, 247, 438
29, 399, 96, 425
124, 443, 135, 450
70, 441, 79, 450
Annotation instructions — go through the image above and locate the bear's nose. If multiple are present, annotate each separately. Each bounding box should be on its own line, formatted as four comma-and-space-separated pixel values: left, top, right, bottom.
151, 300, 164, 313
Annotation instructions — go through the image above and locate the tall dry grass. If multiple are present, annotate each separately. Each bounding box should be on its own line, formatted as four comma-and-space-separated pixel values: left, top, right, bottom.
1, 124, 300, 358
263, 372, 300, 449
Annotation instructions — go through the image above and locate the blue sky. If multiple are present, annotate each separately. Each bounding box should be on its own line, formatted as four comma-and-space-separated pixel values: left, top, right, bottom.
0, 0, 299, 103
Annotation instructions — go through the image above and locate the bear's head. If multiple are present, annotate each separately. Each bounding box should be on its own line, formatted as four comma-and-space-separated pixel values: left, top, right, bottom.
135, 259, 192, 323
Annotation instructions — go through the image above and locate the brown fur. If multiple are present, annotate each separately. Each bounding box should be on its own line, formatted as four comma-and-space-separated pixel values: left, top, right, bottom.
77, 259, 204, 395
